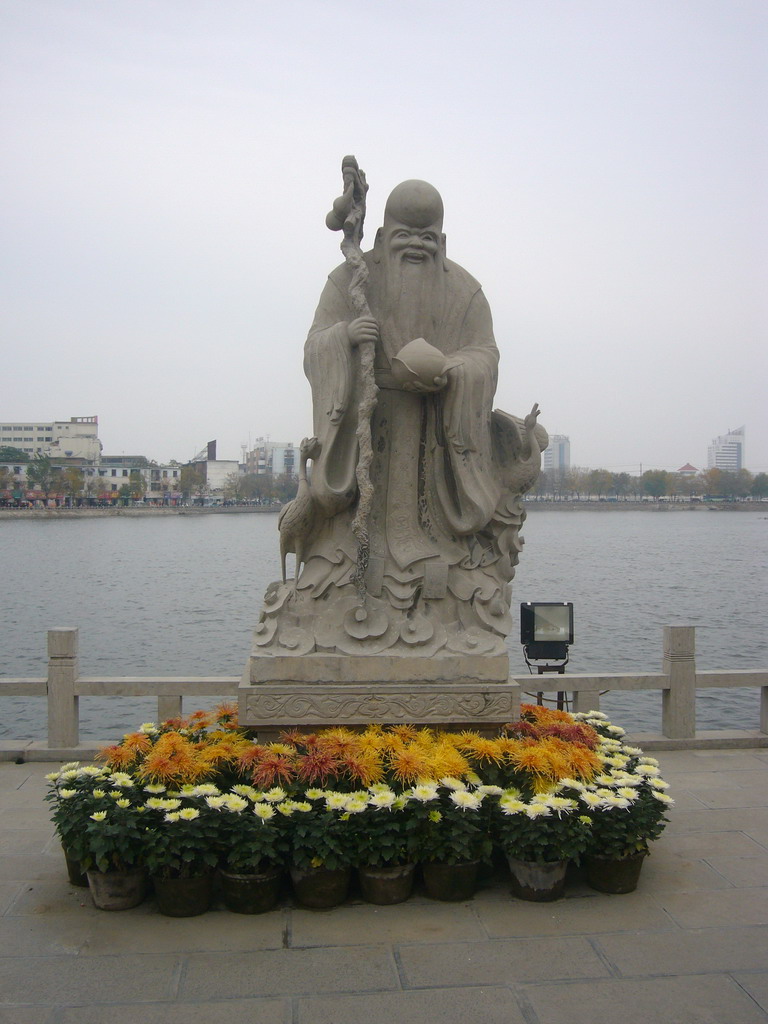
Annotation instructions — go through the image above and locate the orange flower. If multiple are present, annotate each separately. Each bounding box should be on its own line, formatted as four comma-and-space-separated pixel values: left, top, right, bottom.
387, 744, 433, 784
138, 731, 206, 786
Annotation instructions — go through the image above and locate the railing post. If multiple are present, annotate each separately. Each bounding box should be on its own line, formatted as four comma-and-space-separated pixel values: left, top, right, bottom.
157, 696, 183, 723
47, 628, 80, 748
573, 689, 601, 714
761, 686, 768, 735
661, 625, 696, 739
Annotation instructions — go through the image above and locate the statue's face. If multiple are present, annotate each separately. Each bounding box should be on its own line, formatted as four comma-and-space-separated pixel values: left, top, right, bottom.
384, 220, 441, 264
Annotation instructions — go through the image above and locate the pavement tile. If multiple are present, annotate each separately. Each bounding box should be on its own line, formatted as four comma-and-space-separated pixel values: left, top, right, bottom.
0, 829, 55, 856
474, 890, 676, 938
704, 854, 768, 888
298, 985, 525, 1024
662, 831, 768, 858
0, 917, 88, 956
641, 849, 734, 891
0, 854, 65, 883
58, 999, 290, 1024
81, 907, 289, 954
524, 973, 768, 1024
0, 953, 180, 1005
180, 946, 398, 999
666, 806, 768, 834
397, 935, 610, 987
0, 1009, 56, 1024
694, 784, 768, 809
290, 899, 486, 947
733, 972, 768, 1014
658, 887, 768, 928
596, 924, 768, 976
0, 807, 56, 829
0, 882, 24, 914
5, 879, 94, 914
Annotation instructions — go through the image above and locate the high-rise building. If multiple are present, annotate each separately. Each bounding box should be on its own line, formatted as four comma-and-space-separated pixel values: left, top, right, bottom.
542, 435, 571, 473
244, 439, 296, 477
707, 426, 745, 472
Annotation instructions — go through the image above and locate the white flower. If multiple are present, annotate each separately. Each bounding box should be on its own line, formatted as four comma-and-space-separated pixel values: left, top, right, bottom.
304, 788, 325, 800
232, 785, 259, 800
524, 803, 552, 819
411, 783, 439, 803
622, 745, 643, 756
650, 778, 670, 790
638, 756, 660, 767
545, 796, 578, 815
205, 795, 229, 810
651, 791, 675, 805
190, 784, 221, 797
90, 811, 107, 821
139, 722, 159, 734
499, 797, 527, 814
115, 798, 131, 809
253, 803, 276, 820
324, 792, 349, 811
178, 807, 200, 821
144, 784, 166, 794
79, 766, 103, 777
164, 811, 180, 822
109, 773, 134, 788
555, 778, 585, 793
223, 795, 249, 813
601, 794, 631, 809
61, 770, 79, 781
439, 777, 467, 791
58, 788, 77, 799
635, 764, 661, 778
606, 725, 626, 737
263, 787, 287, 803
92, 789, 106, 799
579, 791, 603, 809
616, 787, 640, 802
476, 784, 504, 796
369, 790, 397, 809
45, 772, 61, 782
449, 790, 481, 811
60, 762, 80, 771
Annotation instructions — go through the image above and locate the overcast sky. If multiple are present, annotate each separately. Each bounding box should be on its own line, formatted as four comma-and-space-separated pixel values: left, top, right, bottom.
2, 1, 766, 472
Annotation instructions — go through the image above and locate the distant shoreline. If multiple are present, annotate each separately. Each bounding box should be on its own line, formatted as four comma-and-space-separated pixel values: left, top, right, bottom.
0, 500, 764, 521
0, 506, 279, 520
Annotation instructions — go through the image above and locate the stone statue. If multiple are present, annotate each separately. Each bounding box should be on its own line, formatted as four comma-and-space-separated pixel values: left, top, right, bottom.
253, 158, 547, 661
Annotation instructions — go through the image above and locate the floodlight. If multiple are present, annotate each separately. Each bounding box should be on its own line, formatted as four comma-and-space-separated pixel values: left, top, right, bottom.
520, 602, 574, 673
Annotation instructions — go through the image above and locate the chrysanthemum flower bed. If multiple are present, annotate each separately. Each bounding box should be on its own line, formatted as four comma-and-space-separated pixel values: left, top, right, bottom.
45, 702, 673, 909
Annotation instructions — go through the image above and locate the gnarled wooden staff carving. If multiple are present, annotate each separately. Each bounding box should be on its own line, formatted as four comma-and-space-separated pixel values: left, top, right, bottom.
326, 155, 378, 603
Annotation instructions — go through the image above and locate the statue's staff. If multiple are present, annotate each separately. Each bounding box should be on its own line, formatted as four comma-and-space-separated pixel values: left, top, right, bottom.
326, 155, 378, 603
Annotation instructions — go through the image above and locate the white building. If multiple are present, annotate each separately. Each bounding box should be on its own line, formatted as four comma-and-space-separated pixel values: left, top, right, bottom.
542, 434, 571, 473
0, 416, 101, 461
707, 426, 745, 472
244, 438, 296, 478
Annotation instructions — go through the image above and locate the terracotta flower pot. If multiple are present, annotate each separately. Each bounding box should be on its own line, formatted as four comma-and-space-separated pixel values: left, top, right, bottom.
86, 868, 147, 911
219, 866, 283, 914
421, 860, 479, 902
585, 852, 646, 894
507, 856, 568, 902
358, 863, 415, 905
152, 873, 213, 917
290, 864, 351, 909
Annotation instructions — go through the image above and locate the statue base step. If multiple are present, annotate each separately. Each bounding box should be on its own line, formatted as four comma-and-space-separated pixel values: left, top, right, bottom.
239, 651, 519, 741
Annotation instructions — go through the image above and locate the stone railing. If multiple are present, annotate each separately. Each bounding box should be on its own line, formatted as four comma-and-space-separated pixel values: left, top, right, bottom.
1, 625, 766, 759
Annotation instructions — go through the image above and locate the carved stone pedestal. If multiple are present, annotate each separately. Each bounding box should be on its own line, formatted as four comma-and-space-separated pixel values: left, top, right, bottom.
238, 651, 520, 741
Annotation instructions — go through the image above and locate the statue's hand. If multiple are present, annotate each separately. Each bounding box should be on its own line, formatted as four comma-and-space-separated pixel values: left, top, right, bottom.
402, 374, 447, 394
347, 317, 379, 347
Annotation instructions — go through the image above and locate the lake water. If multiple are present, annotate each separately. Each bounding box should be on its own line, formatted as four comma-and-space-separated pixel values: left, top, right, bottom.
1, 509, 766, 739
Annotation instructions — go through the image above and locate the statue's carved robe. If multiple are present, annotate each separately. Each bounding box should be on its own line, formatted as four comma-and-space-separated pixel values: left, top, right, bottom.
302, 253, 505, 611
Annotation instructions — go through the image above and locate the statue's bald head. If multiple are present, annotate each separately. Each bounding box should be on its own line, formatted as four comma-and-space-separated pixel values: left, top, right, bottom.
384, 180, 444, 230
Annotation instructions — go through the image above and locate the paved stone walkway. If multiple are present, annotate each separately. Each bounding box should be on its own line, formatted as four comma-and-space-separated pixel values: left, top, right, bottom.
1, 748, 767, 1023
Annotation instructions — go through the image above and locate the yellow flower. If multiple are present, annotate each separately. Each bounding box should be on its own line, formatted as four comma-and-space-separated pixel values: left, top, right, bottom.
90, 811, 107, 821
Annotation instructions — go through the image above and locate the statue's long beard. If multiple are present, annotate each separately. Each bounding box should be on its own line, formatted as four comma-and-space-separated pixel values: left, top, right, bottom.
373, 255, 445, 362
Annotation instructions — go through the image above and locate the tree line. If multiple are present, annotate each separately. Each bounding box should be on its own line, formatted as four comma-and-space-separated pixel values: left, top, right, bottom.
532, 467, 767, 501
